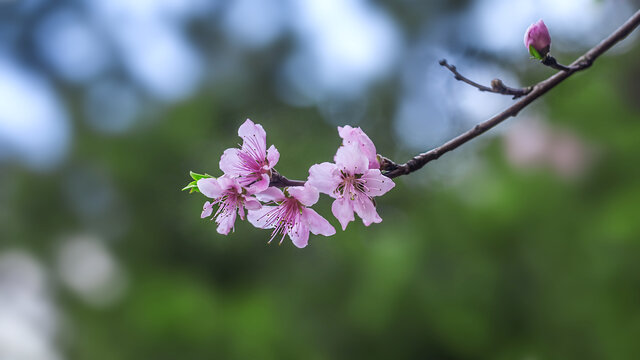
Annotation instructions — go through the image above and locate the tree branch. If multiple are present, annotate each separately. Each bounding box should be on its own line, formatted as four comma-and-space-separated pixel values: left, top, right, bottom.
269, 169, 305, 188
541, 55, 575, 71
383, 9, 640, 178
439, 59, 533, 99
269, 10, 640, 187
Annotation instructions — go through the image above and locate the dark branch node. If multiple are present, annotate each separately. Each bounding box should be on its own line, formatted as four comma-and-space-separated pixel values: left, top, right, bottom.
541, 55, 574, 71
269, 169, 305, 188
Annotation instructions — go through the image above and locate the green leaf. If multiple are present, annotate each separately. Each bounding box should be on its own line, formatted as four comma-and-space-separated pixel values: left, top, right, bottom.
189, 171, 213, 181
182, 180, 201, 193
184, 171, 214, 193
529, 45, 543, 60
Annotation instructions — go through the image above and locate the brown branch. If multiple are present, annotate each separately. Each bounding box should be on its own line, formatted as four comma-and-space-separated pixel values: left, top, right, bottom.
541, 55, 575, 71
440, 55, 578, 98
439, 59, 533, 99
269, 169, 305, 188
269, 10, 640, 187
383, 9, 640, 178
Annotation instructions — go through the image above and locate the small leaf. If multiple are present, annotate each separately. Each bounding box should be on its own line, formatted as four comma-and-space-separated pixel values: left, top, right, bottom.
529, 45, 542, 60
182, 180, 200, 193
190, 171, 213, 181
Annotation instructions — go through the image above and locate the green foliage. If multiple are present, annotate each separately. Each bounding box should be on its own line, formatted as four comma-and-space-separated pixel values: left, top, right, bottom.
529, 44, 543, 60
190, 171, 214, 181
182, 172, 213, 193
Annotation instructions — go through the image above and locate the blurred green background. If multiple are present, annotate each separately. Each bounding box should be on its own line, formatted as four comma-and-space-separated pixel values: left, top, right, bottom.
1, 1, 640, 359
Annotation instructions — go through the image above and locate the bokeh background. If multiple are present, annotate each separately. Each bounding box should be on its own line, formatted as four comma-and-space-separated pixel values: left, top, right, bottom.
2, 0, 640, 359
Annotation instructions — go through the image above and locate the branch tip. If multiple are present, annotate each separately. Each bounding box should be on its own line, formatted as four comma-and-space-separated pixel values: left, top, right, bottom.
382, 11, 640, 179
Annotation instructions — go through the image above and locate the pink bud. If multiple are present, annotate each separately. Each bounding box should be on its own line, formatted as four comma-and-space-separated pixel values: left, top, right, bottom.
524, 19, 551, 59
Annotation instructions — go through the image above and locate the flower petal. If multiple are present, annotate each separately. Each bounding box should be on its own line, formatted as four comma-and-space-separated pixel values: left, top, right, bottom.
266, 145, 279, 168
247, 173, 270, 193
219, 148, 242, 176
217, 175, 241, 193
331, 197, 354, 231
308, 162, 341, 197
201, 201, 213, 218
237, 203, 246, 220
238, 118, 266, 142
216, 210, 237, 235
247, 206, 276, 229
361, 169, 395, 197
337, 125, 354, 141
238, 119, 267, 160
244, 197, 262, 210
352, 194, 382, 226
197, 178, 224, 199
338, 125, 379, 169
302, 208, 336, 236
288, 184, 319, 207
334, 144, 368, 175
288, 221, 310, 248
254, 187, 285, 203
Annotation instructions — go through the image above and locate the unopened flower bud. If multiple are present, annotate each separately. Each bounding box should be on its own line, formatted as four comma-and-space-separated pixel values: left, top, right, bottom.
524, 19, 551, 60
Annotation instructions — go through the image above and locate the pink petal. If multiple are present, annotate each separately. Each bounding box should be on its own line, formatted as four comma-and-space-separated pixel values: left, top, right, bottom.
216, 210, 237, 235
288, 184, 319, 207
288, 221, 310, 248
254, 187, 285, 203
219, 148, 242, 176
266, 145, 279, 168
247, 206, 276, 229
244, 197, 262, 211
361, 169, 395, 197
201, 201, 213, 218
238, 119, 267, 159
334, 144, 368, 175
237, 203, 246, 220
352, 194, 382, 226
338, 125, 379, 169
247, 173, 270, 193
230, 178, 244, 193
308, 162, 341, 197
331, 197, 354, 231
337, 125, 354, 141
302, 208, 336, 236
197, 178, 224, 199
238, 119, 266, 142
217, 175, 241, 193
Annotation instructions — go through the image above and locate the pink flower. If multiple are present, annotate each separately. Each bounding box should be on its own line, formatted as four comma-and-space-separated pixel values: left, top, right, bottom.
308, 144, 395, 230
220, 119, 280, 192
524, 19, 551, 59
247, 185, 335, 248
338, 125, 379, 169
198, 176, 262, 235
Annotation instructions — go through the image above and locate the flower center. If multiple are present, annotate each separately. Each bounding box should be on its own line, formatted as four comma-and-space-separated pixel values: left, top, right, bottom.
212, 192, 239, 223
258, 198, 301, 244
336, 173, 368, 200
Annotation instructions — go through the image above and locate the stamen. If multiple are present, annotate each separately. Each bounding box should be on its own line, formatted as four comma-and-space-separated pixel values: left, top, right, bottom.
256, 198, 301, 244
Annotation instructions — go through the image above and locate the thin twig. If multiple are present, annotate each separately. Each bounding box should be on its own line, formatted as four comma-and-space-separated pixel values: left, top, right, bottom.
541, 55, 574, 71
439, 59, 533, 99
270, 10, 640, 187
382, 9, 640, 178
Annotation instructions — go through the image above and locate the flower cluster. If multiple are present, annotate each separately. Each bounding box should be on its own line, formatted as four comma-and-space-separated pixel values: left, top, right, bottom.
184, 119, 395, 248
